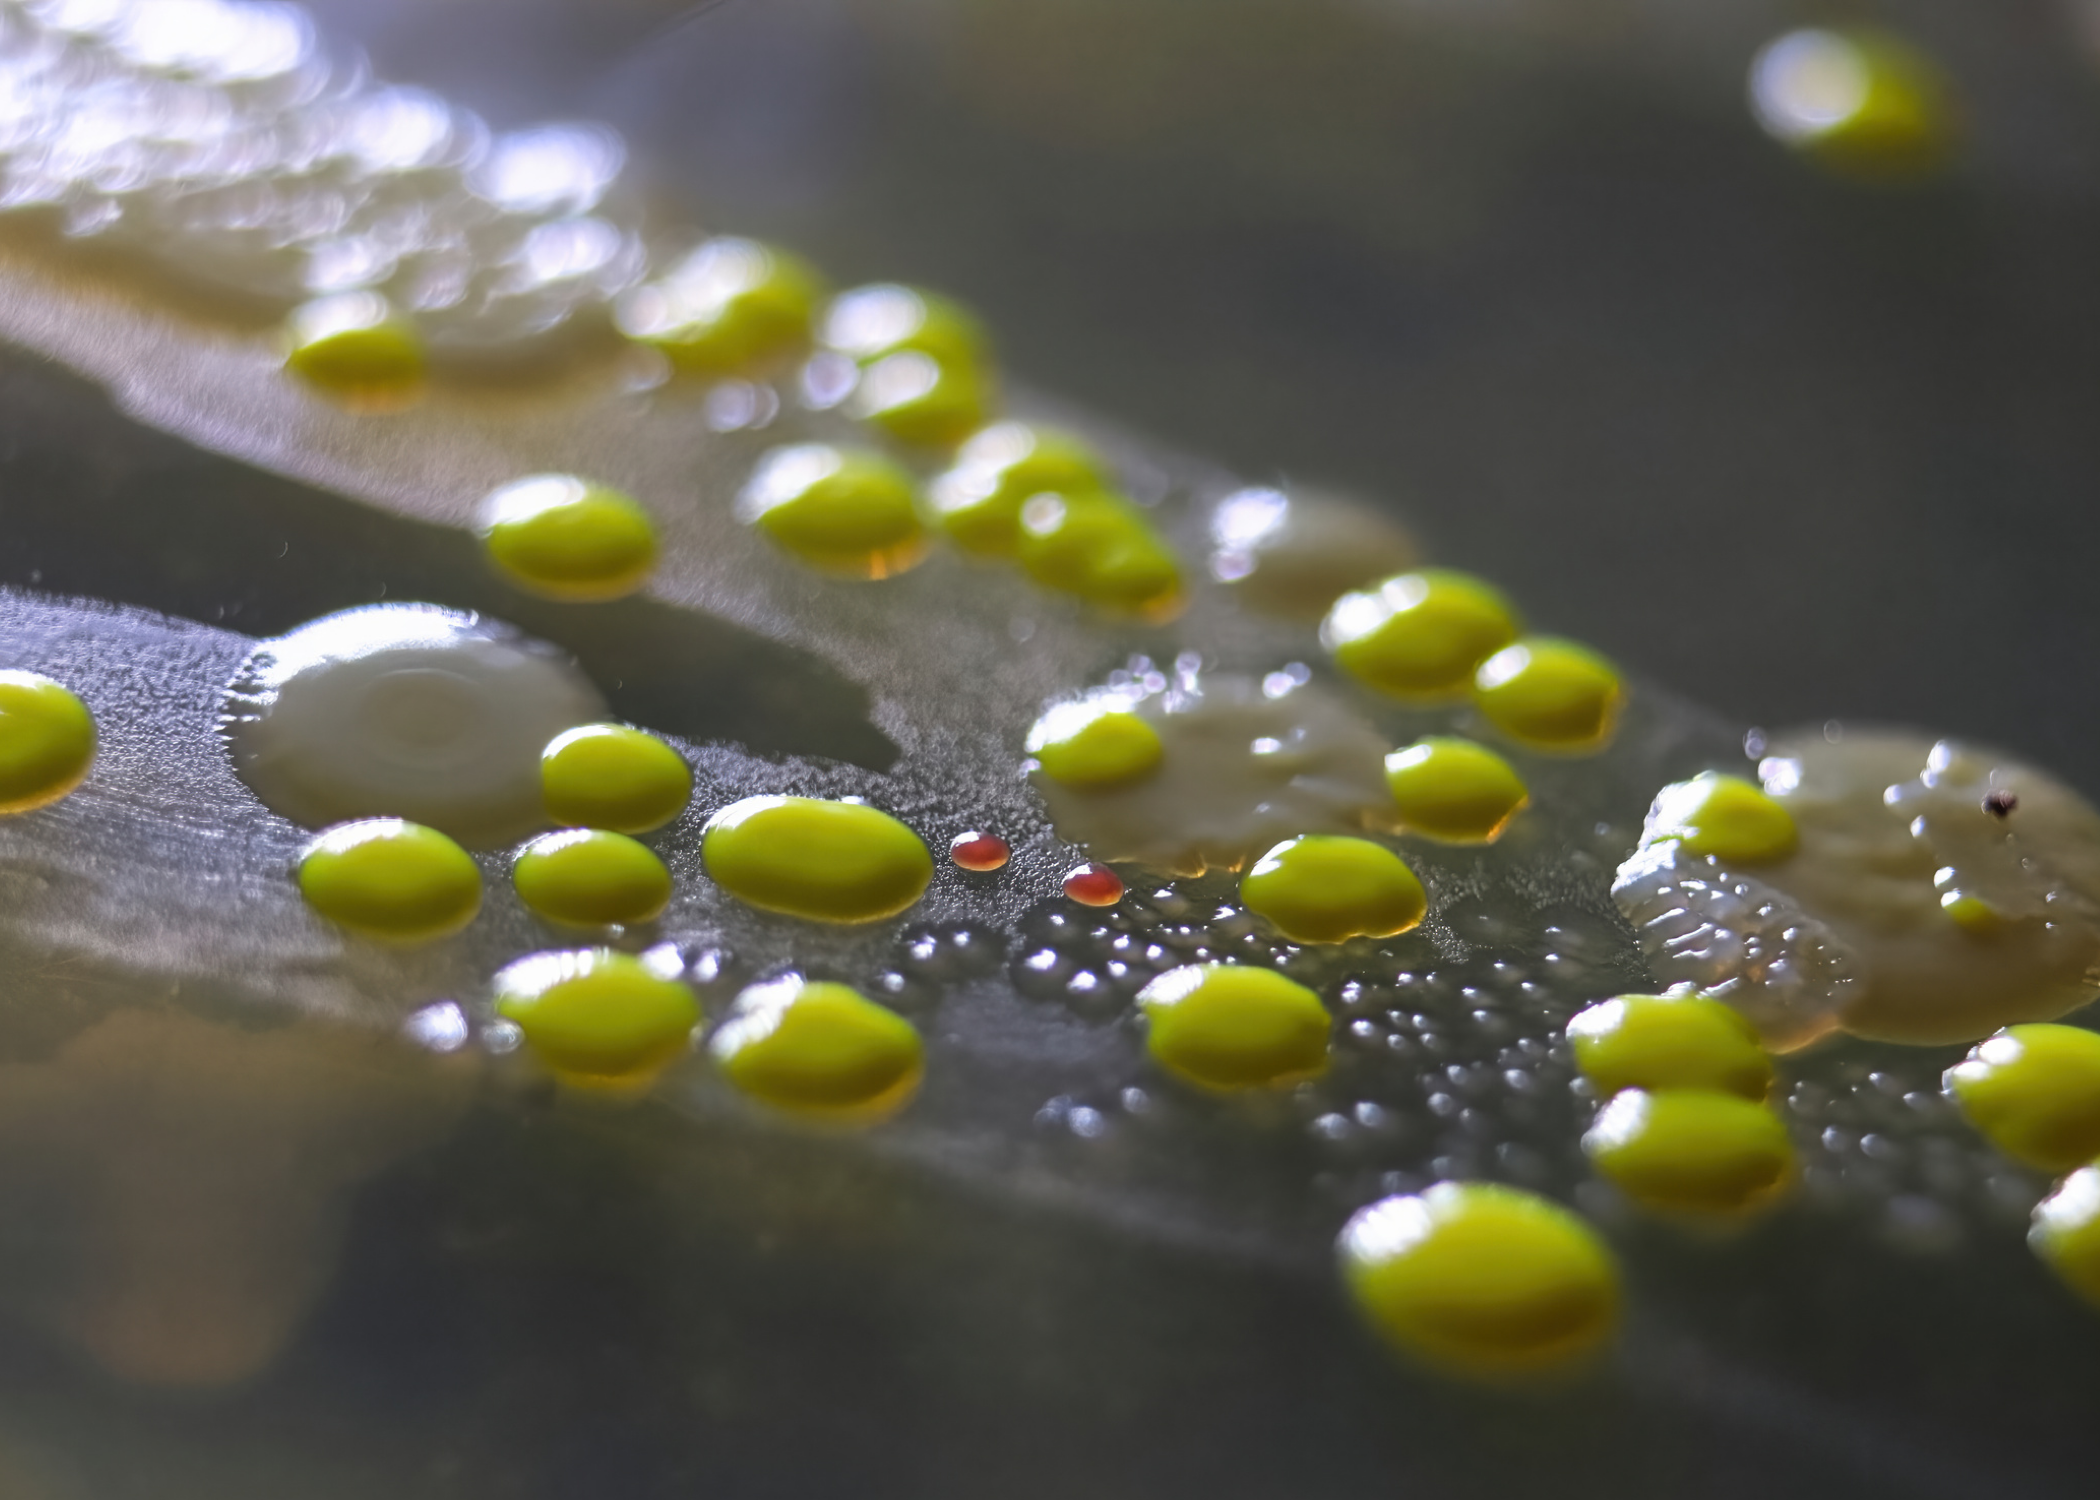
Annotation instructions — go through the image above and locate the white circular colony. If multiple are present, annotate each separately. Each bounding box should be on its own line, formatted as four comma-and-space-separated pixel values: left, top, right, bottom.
1028, 663, 1396, 876
221, 604, 605, 847
1614, 731, 2100, 1049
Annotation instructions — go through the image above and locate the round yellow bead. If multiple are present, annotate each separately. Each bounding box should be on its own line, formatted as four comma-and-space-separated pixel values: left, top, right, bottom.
820, 283, 988, 368
1472, 637, 1624, 751
0, 670, 96, 814
1383, 737, 1528, 843
513, 828, 672, 927
702, 795, 933, 924
710, 975, 924, 1122
479, 474, 658, 602
1751, 27, 1956, 180
849, 351, 991, 449
1138, 963, 1330, 1090
540, 724, 692, 834
1025, 702, 1163, 789
297, 818, 482, 942
1240, 836, 1427, 946
1016, 490, 1183, 619
1338, 1183, 1620, 1378
1323, 570, 1520, 699
283, 292, 425, 406
1645, 773, 1798, 864
737, 444, 928, 579
2031, 1166, 2100, 1308
1946, 1024, 2100, 1173
493, 948, 699, 1081
1582, 1088, 1794, 1215
1566, 992, 1773, 1101
928, 423, 1108, 557
613, 237, 823, 376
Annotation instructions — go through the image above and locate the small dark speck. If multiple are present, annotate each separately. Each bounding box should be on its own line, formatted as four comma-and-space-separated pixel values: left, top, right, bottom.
1984, 790, 2018, 819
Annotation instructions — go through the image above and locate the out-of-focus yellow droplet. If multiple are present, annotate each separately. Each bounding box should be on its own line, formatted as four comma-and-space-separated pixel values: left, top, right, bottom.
614, 237, 824, 377
0, 670, 96, 814
1749, 27, 1957, 180
1567, 991, 1774, 1101
1323, 570, 1519, 700
1338, 1183, 1620, 1378
494, 948, 699, 1082
479, 474, 658, 602
1239, 835, 1426, 945
284, 292, 426, 408
1383, 737, 1528, 844
1137, 963, 1330, 1089
297, 818, 482, 942
737, 444, 929, 579
1026, 701, 1164, 789
1946, 1024, 2100, 1173
1644, 772, 1798, 864
929, 423, 1108, 557
2032, 1166, 2100, 1308
1472, 637, 1623, 753
710, 974, 924, 1123
1016, 490, 1183, 619
1582, 1088, 1794, 1216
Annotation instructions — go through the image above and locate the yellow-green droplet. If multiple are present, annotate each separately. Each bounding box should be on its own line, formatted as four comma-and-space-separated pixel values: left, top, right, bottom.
541, 724, 692, 834
1338, 1183, 1620, 1378
1138, 963, 1330, 1090
928, 423, 1108, 557
1016, 490, 1183, 620
1750, 27, 1956, 180
702, 795, 933, 923
514, 828, 672, 927
1645, 773, 1797, 863
480, 474, 658, 602
0, 670, 95, 814
1025, 701, 1163, 789
821, 283, 989, 369
737, 444, 928, 579
283, 292, 425, 407
1583, 1089, 1794, 1215
1472, 637, 1623, 751
710, 974, 924, 1122
849, 351, 991, 449
1383, 737, 1528, 843
614, 237, 823, 376
1240, 836, 1427, 946
1323, 570, 1520, 699
1940, 888, 2003, 935
493, 948, 699, 1081
1566, 992, 1773, 1101
1945, 1024, 2100, 1173
297, 818, 481, 942
2031, 1166, 2100, 1308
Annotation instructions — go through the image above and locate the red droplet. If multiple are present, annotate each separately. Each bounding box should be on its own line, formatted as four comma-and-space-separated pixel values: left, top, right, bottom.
1062, 862, 1124, 907
950, 830, 1011, 872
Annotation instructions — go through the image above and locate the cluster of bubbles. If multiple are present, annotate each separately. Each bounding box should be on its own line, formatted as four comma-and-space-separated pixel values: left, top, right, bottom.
0, 0, 640, 346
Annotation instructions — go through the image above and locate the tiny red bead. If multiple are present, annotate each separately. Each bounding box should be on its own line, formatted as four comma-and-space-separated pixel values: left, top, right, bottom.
1062, 862, 1124, 907
950, 831, 1011, 872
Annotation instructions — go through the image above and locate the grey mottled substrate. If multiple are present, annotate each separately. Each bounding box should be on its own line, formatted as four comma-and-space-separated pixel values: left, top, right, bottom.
1, 357, 2095, 1499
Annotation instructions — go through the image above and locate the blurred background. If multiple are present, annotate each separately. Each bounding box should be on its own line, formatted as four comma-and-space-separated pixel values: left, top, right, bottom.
299, 0, 2100, 791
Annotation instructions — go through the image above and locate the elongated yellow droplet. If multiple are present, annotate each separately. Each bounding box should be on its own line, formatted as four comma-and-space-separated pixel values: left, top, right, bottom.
1240, 836, 1426, 945
710, 974, 924, 1122
1338, 1184, 1620, 1378
0, 670, 96, 814
702, 795, 932, 923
